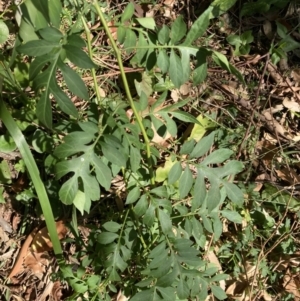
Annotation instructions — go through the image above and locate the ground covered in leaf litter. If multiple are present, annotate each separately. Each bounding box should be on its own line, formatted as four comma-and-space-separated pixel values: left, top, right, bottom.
1, 0, 300, 300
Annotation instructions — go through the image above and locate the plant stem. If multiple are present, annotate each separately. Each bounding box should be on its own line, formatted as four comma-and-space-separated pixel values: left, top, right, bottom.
93, 1, 155, 185
0, 101, 63, 259
81, 16, 102, 103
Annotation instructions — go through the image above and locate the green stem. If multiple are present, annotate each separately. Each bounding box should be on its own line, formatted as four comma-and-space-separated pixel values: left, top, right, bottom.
81, 16, 102, 103
93, 1, 154, 185
0, 101, 63, 259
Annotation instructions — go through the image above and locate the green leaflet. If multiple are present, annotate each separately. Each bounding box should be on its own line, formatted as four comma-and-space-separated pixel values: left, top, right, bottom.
158, 25, 170, 44
168, 161, 182, 185
179, 165, 193, 199
136, 17, 156, 30
49, 76, 78, 118
184, 6, 213, 45
36, 91, 52, 128
38, 27, 63, 42
121, 2, 134, 22
126, 187, 141, 204
64, 44, 96, 69
58, 59, 89, 100
18, 40, 60, 56
170, 16, 186, 44
169, 49, 184, 88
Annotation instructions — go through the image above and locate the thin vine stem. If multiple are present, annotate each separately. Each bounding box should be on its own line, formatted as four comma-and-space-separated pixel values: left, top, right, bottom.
93, 1, 154, 185
81, 16, 102, 103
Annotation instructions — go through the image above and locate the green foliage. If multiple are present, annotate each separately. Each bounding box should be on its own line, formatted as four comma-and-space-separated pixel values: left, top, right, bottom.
227, 30, 253, 56
117, 5, 243, 88
0, 0, 272, 300
240, 0, 288, 17
0, 20, 9, 44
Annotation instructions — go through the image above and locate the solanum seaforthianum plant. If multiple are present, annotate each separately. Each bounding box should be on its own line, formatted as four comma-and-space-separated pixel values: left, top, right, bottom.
0, 0, 245, 300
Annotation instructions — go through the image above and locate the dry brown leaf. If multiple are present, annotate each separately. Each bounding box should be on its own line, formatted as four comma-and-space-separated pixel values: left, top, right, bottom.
275, 167, 300, 184
12, 214, 21, 232
51, 281, 63, 301
256, 139, 277, 168
226, 280, 249, 301
112, 290, 129, 301
163, 0, 175, 7
262, 110, 292, 139
24, 251, 49, 278
179, 83, 191, 96
283, 271, 300, 299
283, 98, 300, 112
170, 89, 179, 102
31, 221, 68, 253
292, 69, 300, 83
263, 20, 274, 40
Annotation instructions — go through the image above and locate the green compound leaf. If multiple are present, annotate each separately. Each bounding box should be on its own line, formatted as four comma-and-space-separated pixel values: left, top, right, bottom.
168, 161, 182, 185
157, 287, 175, 301
179, 166, 193, 199
117, 26, 126, 44
67, 33, 86, 47
49, 76, 78, 117
124, 29, 137, 54
211, 285, 227, 300
36, 91, 52, 128
59, 176, 78, 205
159, 209, 172, 234
192, 170, 206, 211
58, 59, 89, 100
98, 232, 119, 244
184, 6, 213, 45
38, 27, 63, 42
171, 110, 200, 124
210, 0, 238, 18
0, 134, 16, 152
100, 142, 128, 167
177, 277, 190, 299
64, 44, 96, 69
126, 187, 141, 205
135, 32, 148, 63
206, 177, 221, 212
143, 204, 156, 226
29, 55, 53, 80
212, 51, 245, 84
49, 0, 62, 27
169, 49, 184, 88
158, 25, 170, 44
0, 20, 9, 44
201, 148, 233, 165
180, 47, 191, 83
72, 190, 86, 215
190, 131, 215, 159
221, 210, 243, 224
136, 17, 156, 30
102, 221, 121, 232
121, 2, 135, 22
170, 16, 186, 44
18, 40, 60, 56
92, 154, 112, 190
157, 49, 169, 74
134, 194, 148, 217
223, 182, 244, 206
